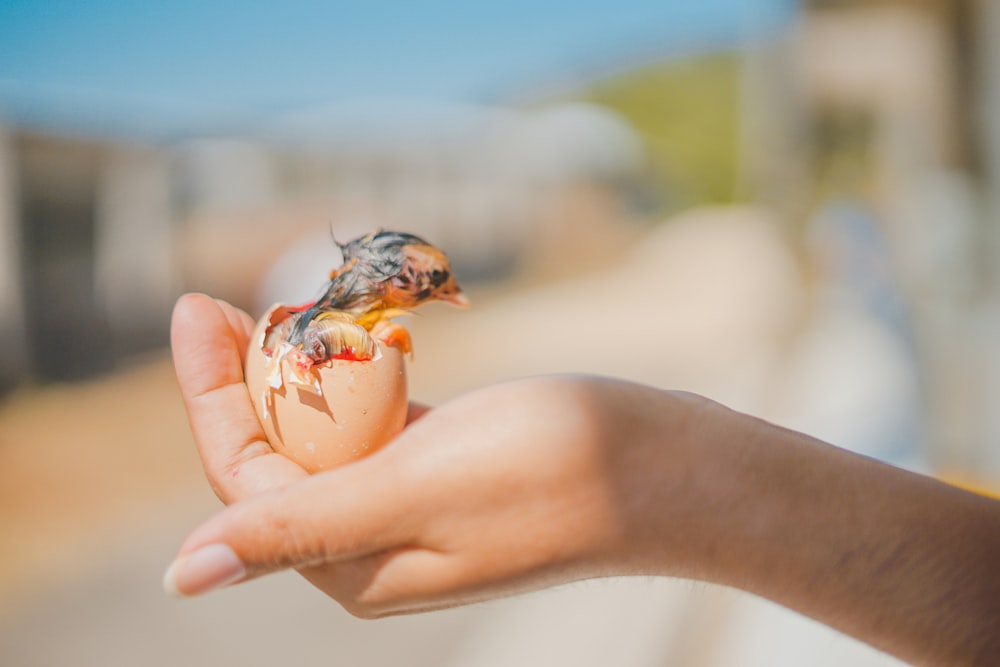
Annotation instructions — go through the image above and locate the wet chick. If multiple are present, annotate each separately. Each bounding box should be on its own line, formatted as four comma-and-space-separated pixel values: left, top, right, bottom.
329, 230, 467, 313
289, 230, 467, 344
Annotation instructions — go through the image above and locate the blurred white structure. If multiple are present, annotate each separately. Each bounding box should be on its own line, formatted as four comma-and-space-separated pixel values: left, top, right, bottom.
95, 146, 177, 350
171, 139, 278, 214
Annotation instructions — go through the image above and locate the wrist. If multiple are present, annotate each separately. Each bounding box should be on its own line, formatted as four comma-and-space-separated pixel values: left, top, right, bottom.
587, 388, 742, 578
618, 392, 848, 585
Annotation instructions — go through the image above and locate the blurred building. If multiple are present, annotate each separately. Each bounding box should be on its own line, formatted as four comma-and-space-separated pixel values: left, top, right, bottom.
0, 129, 178, 385
0, 101, 647, 388
745, 0, 1000, 472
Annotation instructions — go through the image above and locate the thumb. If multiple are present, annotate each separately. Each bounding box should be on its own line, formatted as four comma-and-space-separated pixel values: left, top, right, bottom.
163, 463, 407, 596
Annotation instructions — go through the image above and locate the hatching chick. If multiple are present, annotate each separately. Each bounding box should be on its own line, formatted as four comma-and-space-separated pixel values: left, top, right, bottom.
329, 229, 467, 313
288, 230, 467, 345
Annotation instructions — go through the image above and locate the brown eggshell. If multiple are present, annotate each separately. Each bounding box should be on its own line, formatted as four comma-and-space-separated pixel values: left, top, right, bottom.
244, 306, 408, 473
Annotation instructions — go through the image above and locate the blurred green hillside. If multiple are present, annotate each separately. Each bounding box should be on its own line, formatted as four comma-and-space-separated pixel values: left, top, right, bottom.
571, 52, 743, 215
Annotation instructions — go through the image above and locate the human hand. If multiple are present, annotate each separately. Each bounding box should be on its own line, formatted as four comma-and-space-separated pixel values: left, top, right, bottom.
166, 294, 1000, 664
167, 293, 311, 501
164, 293, 715, 615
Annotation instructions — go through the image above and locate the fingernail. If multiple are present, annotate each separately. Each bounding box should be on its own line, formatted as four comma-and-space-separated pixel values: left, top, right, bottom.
163, 544, 246, 597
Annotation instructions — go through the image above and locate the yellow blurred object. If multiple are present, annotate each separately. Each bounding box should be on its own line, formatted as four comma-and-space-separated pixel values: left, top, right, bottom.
936, 470, 1000, 501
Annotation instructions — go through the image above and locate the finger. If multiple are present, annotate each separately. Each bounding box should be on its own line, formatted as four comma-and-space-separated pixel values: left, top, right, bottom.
171, 293, 307, 502
163, 460, 410, 597
213, 298, 256, 367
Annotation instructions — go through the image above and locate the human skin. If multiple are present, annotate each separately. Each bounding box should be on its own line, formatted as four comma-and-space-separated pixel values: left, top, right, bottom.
166, 293, 1000, 667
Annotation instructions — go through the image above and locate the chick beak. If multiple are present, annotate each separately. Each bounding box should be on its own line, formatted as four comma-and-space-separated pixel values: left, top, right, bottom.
444, 291, 471, 308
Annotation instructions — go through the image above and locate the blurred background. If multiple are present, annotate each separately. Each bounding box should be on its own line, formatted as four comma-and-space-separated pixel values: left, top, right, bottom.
1, 0, 998, 665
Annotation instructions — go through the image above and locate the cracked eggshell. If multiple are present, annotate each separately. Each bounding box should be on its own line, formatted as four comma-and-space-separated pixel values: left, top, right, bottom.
244, 308, 409, 473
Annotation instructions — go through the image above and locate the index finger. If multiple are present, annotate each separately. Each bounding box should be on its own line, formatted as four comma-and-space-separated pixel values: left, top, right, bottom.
171, 293, 307, 503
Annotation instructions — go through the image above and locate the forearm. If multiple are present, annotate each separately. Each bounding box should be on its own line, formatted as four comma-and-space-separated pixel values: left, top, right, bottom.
656, 398, 1000, 666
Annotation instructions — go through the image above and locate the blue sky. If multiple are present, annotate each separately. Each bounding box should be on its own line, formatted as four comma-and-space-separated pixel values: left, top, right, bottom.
0, 1, 797, 138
